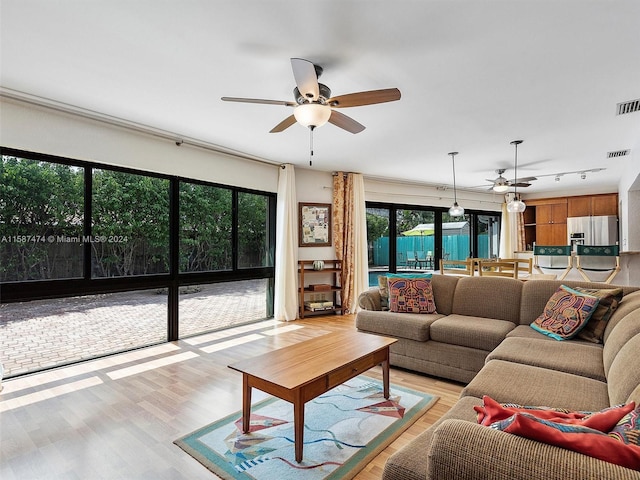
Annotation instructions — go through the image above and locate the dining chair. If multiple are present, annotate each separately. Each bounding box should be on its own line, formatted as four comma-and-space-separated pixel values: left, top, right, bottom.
477, 260, 519, 278
575, 245, 620, 284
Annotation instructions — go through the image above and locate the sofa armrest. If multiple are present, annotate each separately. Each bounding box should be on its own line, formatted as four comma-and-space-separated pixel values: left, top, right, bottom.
427, 419, 640, 480
358, 288, 382, 311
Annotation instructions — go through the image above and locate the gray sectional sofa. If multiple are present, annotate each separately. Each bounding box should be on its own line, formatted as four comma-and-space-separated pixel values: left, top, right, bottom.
356, 275, 640, 480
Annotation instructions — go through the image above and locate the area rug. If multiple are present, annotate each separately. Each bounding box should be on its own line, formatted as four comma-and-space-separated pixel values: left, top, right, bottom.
174, 375, 438, 480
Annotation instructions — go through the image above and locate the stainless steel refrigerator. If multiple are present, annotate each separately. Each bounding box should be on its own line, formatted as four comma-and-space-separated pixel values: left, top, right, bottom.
567, 215, 619, 269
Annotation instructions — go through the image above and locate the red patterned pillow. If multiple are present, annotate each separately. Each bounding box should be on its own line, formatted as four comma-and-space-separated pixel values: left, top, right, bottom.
475, 396, 634, 431
388, 277, 437, 314
478, 396, 640, 470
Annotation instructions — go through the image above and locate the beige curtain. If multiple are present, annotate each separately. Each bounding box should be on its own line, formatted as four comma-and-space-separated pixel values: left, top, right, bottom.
332, 173, 368, 313
274, 164, 298, 321
499, 201, 526, 257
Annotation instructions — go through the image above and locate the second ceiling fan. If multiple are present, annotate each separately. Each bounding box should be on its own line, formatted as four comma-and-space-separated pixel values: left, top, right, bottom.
222, 58, 401, 134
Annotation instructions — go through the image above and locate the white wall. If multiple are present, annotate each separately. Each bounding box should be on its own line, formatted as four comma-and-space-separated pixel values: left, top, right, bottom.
0, 98, 279, 192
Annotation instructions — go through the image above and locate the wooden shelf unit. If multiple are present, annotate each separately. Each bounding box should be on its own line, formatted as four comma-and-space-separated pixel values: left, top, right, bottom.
298, 259, 345, 318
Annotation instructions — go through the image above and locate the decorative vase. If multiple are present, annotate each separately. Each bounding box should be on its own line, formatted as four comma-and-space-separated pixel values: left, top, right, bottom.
312, 260, 324, 271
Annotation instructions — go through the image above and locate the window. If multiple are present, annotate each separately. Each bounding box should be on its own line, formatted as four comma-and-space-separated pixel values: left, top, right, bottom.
92, 169, 170, 277
238, 191, 272, 268
179, 182, 232, 272
1, 155, 84, 281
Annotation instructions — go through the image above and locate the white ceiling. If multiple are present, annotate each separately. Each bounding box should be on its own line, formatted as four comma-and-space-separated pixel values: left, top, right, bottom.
2, 0, 639, 197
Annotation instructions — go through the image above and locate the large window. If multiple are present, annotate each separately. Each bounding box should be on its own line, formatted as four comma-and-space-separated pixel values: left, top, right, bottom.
1, 148, 276, 378
366, 202, 500, 285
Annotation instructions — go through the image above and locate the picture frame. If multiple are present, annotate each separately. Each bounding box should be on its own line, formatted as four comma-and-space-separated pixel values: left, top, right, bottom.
299, 202, 332, 247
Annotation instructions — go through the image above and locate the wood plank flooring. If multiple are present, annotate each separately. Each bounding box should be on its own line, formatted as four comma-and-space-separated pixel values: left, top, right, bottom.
0, 315, 463, 480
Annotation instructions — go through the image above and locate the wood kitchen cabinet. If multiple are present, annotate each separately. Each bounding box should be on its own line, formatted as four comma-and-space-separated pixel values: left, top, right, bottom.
567, 193, 618, 217
527, 198, 568, 246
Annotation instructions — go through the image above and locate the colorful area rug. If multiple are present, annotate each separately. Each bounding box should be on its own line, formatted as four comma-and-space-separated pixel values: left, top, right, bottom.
175, 375, 438, 480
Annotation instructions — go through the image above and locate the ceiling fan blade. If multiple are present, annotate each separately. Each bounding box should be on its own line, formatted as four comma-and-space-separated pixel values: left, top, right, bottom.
221, 97, 296, 107
510, 176, 537, 183
328, 88, 401, 108
291, 58, 319, 101
328, 110, 365, 134
511, 182, 532, 188
269, 115, 297, 133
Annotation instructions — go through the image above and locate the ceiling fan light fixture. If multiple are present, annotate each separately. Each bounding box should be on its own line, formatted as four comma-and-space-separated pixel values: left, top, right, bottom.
293, 103, 331, 128
492, 179, 510, 193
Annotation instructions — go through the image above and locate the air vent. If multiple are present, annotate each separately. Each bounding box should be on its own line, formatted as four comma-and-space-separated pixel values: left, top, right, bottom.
607, 150, 630, 158
616, 99, 640, 115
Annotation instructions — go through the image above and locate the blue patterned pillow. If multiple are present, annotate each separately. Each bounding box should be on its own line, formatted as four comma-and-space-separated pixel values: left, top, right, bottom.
531, 285, 600, 340
388, 276, 437, 314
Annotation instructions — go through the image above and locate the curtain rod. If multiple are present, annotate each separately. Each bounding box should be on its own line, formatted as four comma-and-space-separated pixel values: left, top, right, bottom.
1, 87, 281, 168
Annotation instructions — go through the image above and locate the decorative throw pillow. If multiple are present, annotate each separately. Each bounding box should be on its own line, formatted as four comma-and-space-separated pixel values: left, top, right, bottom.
475, 396, 634, 431
573, 287, 623, 343
490, 411, 640, 471
377, 275, 390, 310
387, 276, 437, 314
530, 285, 600, 340
609, 405, 640, 446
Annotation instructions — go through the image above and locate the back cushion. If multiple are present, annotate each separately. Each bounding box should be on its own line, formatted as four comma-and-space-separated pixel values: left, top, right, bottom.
603, 309, 640, 376
607, 333, 640, 406
603, 290, 640, 344
429, 274, 460, 315
451, 277, 522, 323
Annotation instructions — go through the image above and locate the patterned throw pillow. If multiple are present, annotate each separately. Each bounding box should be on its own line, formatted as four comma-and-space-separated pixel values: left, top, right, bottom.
573, 287, 623, 343
530, 285, 600, 340
609, 404, 640, 446
387, 276, 437, 314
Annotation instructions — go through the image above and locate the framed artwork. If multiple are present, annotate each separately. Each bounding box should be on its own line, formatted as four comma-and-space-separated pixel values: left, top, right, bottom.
299, 202, 332, 247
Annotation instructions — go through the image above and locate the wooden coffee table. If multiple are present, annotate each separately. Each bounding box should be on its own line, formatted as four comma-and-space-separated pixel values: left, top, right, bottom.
228, 330, 397, 462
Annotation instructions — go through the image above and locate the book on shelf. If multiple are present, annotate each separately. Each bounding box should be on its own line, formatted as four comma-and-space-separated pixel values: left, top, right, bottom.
304, 301, 334, 311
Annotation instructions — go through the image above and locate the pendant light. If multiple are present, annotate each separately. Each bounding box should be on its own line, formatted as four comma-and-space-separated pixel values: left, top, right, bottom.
506, 140, 526, 213
448, 151, 465, 216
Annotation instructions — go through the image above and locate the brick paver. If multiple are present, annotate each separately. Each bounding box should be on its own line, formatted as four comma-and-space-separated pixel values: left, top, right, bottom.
0, 279, 268, 378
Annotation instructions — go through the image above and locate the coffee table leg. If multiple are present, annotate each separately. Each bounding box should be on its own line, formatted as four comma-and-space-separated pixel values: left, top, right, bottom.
382, 348, 391, 399
242, 374, 252, 433
294, 390, 304, 462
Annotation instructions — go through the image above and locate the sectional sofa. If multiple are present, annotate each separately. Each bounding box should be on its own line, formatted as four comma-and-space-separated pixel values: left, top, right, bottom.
356, 275, 640, 480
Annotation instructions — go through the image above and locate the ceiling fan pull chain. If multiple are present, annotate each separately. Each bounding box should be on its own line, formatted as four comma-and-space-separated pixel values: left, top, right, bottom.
309, 126, 315, 166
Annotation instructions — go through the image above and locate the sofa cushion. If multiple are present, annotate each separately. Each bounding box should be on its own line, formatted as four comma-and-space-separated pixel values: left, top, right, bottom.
462, 360, 610, 411
427, 274, 460, 315
357, 288, 382, 311
486, 337, 606, 381
573, 286, 623, 343
451, 276, 523, 322
506, 324, 598, 345
607, 333, 640, 406
382, 395, 482, 480
377, 275, 389, 309
388, 276, 437, 313
603, 310, 640, 376
430, 314, 516, 351
355, 309, 443, 341
604, 290, 640, 344
530, 285, 600, 340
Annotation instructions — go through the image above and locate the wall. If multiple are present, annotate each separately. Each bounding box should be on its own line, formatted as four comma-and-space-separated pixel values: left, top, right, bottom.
0, 98, 279, 192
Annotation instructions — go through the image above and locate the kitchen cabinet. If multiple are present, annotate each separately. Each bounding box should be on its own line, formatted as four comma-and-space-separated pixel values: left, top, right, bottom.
567, 193, 618, 217
529, 199, 567, 246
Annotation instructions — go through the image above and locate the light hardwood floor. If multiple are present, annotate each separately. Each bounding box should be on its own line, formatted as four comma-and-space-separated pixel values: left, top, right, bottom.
0, 314, 463, 480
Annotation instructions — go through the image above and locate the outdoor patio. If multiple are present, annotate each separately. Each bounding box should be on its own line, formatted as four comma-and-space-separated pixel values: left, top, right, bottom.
0, 279, 268, 378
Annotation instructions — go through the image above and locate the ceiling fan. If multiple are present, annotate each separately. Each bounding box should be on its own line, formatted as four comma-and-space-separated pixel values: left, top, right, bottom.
221, 58, 401, 134
486, 168, 537, 192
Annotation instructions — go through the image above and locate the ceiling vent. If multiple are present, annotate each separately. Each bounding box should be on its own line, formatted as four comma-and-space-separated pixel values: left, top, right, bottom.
616, 99, 640, 115
607, 149, 630, 158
